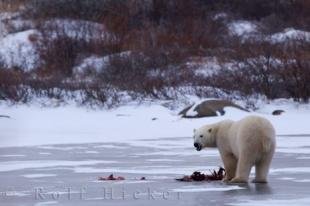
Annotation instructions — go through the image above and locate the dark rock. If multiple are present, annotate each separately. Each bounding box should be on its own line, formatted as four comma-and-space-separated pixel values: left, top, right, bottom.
178, 104, 194, 117
272, 110, 285, 115
0, 115, 10, 118
179, 100, 248, 118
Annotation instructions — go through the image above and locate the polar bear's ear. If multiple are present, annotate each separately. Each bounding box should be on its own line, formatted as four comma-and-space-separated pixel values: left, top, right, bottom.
208, 128, 212, 133
193, 129, 196, 133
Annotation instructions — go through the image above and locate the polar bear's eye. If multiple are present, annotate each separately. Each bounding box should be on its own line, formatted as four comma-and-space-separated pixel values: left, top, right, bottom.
200, 135, 203, 138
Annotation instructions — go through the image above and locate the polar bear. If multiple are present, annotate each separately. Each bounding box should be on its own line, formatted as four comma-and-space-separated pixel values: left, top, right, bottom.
193, 115, 276, 183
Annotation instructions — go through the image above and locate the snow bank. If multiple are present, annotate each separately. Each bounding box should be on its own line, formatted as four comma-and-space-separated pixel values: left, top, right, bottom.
0, 99, 310, 148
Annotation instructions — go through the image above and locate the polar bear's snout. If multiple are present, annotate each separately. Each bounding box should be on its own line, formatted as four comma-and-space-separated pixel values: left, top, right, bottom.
194, 142, 202, 151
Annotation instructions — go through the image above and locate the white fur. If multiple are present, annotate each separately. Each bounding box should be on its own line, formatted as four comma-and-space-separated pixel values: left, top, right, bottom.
193, 115, 276, 183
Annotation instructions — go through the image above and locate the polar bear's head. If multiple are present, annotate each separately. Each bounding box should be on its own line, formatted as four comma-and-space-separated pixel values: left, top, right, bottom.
193, 125, 216, 151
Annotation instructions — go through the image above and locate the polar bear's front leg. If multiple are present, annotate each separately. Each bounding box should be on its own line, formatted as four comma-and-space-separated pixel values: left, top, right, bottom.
220, 153, 237, 182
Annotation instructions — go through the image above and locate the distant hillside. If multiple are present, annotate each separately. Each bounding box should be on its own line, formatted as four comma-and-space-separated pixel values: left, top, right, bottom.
0, 0, 309, 106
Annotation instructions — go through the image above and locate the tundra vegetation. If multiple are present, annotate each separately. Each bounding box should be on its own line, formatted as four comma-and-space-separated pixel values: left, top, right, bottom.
0, 0, 309, 107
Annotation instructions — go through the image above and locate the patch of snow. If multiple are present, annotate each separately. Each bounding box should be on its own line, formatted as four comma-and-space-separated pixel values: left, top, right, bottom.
172, 185, 244, 193
36, 145, 88, 151
39, 152, 52, 155
34, 201, 59, 206
0, 154, 25, 157
22, 173, 57, 178
73, 51, 132, 76
277, 177, 295, 181
213, 13, 228, 20
5, 191, 31, 197
0, 29, 40, 71
269, 28, 310, 43
73, 55, 109, 75
228, 20, 258, 36
93, 145, 127, 149
84, 150, 99, 154
147, 159, 182, 162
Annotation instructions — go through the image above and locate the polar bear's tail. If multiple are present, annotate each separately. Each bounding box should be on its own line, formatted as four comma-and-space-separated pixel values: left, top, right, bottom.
262, 132, 276, 153
262, 138, 273, 153
261, 119, 276, 153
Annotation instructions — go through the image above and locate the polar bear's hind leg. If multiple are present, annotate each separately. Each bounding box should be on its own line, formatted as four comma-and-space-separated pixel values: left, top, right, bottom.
253, 152, 274, 183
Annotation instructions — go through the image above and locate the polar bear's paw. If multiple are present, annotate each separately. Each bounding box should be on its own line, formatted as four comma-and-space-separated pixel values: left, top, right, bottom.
222, 176, 232, 183
222, 178, 229, 183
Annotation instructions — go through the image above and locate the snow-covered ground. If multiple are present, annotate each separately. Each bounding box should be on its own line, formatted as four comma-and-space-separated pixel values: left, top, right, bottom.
1, 99, 309, 148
